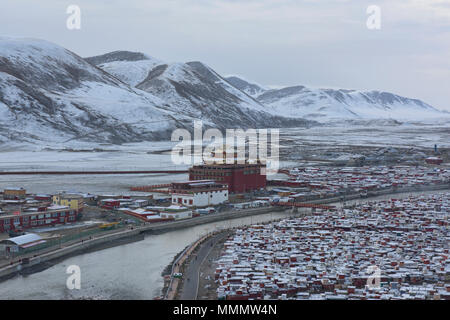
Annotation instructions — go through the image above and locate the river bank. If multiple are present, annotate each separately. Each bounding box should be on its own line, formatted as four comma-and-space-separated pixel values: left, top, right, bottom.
0, 227, 144, 282
0, 206, 284, 284
196, 231, 234, 300
175, 230, 234, 300
177, 186, 450, 300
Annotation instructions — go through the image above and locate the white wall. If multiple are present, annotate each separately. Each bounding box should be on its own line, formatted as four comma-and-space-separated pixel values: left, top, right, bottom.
160, 210, 192, 220
172, 190, 228, 207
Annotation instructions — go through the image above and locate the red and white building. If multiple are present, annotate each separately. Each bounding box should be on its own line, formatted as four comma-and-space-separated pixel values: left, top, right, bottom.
100, 199, 121, 209
171, 180, 228, 207
118, 208, 170, 223
426, 157, 443, 165
0, 205, 78, 233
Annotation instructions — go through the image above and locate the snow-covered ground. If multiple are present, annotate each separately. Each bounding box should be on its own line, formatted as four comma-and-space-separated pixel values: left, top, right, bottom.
0, 122, 448, 194
0, 141, 182, 194
280, 122, 450, 149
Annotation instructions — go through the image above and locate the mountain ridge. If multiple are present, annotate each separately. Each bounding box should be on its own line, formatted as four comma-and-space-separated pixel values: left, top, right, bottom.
223, 76, 444, 121
0, 37, 446, 146
0, 37, 191, 145
0, 38, 312, 145
87, 51, 311, 130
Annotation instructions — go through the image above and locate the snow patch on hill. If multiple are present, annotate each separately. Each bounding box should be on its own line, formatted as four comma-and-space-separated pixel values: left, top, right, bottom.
98, 58, 164, 87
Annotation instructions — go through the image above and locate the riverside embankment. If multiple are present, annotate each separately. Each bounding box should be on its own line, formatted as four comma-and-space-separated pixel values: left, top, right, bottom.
0, 227, 143, 281
164, 230, 233, 300
0, 210, 302, 299
0, 206, 284, 282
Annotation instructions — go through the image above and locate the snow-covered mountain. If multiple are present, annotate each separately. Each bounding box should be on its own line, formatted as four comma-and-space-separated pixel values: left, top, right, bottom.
87, 52, 309, 130
0, 37, 193, 145
222, 76, 447, 122
0, 36, 446, 146
224, 76, 266, 98
254, 84, 445, 121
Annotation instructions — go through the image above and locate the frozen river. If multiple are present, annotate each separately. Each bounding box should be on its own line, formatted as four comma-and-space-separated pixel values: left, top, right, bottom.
0, 210, 296, 300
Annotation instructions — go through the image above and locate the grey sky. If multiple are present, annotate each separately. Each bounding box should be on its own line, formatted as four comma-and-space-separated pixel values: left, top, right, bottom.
1, 0, 449, 110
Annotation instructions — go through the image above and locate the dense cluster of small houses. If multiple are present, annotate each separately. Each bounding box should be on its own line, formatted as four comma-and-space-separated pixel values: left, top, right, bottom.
215, 193, 450, 300
271, 166, 450, 197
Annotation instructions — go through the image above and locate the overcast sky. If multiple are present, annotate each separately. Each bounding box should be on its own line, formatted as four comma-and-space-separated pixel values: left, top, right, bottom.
1, 0, 449, 110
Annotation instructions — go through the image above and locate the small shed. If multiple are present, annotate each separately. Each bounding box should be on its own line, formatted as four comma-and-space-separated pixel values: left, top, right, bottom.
0, 233, 46, 256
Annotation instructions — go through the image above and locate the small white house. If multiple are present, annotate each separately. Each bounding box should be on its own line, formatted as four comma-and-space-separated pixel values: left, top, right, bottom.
159, 205, 193, 220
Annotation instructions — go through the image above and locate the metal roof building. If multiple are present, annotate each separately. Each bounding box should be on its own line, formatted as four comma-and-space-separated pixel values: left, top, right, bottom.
1, 233, 43, 246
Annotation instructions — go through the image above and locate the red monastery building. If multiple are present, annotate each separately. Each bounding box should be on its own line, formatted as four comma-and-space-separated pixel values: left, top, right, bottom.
189, 163, 266, 193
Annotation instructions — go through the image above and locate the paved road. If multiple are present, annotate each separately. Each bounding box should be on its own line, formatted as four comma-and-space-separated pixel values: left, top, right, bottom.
179, 232, 230, 300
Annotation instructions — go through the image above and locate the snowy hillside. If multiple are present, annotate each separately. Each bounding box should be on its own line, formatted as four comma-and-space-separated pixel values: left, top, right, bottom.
0, 37, 191, 144
89, 53, 311, 129
86, 51, 164, 87
225, 76, 267, 98
254, 84, 446, 122
0, 37, 446, 146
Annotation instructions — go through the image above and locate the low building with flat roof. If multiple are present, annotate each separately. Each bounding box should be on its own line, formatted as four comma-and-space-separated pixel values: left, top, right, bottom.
3, 187, 26, 200
171, 180, 228, 207
159, 205, 193, 220
0, 206, 78, 233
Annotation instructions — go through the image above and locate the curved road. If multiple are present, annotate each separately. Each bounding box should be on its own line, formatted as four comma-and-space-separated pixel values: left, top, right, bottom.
179, 231, 231, 300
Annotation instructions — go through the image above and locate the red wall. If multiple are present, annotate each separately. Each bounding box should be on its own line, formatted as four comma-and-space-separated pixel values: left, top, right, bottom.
0, 210, 77, 233
189, 164, 266, 193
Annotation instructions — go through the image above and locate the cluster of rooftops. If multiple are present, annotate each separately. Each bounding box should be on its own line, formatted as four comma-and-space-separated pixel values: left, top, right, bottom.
272, 166, 449, 195
215, 193, 449, 300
